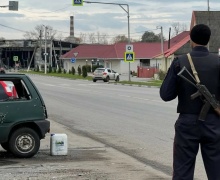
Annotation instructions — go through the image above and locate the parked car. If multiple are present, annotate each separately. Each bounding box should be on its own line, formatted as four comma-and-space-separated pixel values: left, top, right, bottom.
92, 68, 120, 82
0, 74, 50, 158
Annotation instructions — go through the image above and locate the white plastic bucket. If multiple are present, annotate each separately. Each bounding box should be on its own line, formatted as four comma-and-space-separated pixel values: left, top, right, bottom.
50, 133, 68, 156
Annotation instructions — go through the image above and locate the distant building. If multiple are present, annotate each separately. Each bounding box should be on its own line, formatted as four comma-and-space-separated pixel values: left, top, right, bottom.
153, 11, 220, 73
61, 32, 189, 76
0, 39, 78, 69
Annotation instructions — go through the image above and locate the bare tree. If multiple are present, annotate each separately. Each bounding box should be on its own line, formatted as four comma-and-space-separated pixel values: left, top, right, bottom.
100, 33, 108, 44
171, 22, 188, 37
88, 33, 96, 44
96, 32, 108, 44
79, 33, 87, 43
0, 37, 5, 44
23, 25, 57, 40
47, 26, 57, 40
96, 32, 101, 44
55, 33, 64, 41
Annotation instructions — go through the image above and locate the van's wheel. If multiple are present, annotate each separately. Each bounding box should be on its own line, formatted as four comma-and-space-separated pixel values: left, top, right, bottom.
8, 127, 40, 158
1, 142, 10, 151
93, 79, 96, 82
115, 76, 119, 82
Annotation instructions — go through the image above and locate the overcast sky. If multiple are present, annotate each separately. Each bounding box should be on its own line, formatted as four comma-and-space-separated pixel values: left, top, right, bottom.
0, 0, 220, 42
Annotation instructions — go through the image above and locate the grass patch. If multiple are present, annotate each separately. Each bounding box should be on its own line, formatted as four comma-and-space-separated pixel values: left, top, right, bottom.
19, 70, 93, 81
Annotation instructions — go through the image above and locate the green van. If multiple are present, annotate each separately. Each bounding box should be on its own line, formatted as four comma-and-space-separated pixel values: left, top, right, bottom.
0, 74, 50, 158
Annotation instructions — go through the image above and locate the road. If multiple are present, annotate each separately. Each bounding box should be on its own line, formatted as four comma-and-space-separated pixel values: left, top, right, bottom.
20, 75, 207, 179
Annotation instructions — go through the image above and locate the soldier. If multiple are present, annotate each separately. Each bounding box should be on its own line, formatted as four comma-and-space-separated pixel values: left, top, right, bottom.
160, 24, 220, 179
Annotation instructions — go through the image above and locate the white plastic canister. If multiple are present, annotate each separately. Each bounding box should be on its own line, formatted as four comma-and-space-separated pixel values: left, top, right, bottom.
50, 133, 68, 156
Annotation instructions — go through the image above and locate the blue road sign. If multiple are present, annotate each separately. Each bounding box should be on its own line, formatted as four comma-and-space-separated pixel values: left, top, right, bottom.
71, 58, 76, 63
72, 0, 83, 6
124, 52, 135, 62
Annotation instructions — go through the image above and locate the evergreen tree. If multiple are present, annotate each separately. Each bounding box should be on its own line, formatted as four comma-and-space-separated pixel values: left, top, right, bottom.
78, 65, 82, 76
72, 66, 75, 75
82, 65, 87, 78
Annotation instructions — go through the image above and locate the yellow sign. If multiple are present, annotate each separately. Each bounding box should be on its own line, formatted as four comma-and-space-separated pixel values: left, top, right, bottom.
72, 0, 83, 6
124, 52, 135, 62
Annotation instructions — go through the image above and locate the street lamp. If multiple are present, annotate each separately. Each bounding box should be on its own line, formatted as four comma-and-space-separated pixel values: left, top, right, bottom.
84, 1, 131, 81
156, 26, 164, 70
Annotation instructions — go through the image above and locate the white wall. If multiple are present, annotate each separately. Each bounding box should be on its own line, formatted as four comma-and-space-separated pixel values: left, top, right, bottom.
120, 60, 139, 74
63, 58, 140, 74
150, 58, 162, 69
63, 59, 89, 72
110, 60, 120, 73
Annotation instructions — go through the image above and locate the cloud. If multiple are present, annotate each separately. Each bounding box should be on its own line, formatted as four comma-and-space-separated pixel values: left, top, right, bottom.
0, 0, 220, 40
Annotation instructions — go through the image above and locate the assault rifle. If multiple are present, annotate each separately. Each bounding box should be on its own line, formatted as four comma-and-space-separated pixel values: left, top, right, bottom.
177, 66, 220, 121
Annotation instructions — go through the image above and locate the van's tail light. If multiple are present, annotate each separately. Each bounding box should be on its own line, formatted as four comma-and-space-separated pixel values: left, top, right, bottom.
103, 72, 107, 75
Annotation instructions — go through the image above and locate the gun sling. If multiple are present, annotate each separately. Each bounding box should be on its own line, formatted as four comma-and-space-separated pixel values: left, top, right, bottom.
186, 53, 220, 119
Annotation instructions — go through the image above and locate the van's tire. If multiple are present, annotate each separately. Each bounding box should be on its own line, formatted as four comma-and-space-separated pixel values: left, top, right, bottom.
1, 142, 10, 151
93, 79, 97, 82
8, 127, 40, 158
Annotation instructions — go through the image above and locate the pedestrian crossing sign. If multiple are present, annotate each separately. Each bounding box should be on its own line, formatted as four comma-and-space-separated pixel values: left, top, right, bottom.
72, 0, 83, 6
124, 52, 135, 62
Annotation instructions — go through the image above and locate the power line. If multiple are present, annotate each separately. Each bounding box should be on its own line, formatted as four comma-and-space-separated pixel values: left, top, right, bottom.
21, 5, 70, 14
0, 23, 27, 32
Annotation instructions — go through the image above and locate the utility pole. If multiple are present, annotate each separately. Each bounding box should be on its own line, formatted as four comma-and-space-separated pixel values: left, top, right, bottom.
39, 29, 42, 71
83, 1, 131, 81
207, 0, 210, 50
44, 26, 48, 74
157, 26, 164, 70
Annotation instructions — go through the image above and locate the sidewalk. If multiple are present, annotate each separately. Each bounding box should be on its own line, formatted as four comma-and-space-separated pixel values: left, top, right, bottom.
0, 119, 171, 179
120, 74, 153, 82
42, 119, 171, 179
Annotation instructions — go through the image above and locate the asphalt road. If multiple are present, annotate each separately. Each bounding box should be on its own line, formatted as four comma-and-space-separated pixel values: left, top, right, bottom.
27, 75, 207, 180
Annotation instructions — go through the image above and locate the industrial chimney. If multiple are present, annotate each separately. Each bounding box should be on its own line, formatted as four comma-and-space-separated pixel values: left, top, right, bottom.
70, 16, 74, 38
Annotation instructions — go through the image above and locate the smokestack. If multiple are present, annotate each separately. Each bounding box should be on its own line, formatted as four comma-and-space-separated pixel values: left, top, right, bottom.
70, 16, 74, 37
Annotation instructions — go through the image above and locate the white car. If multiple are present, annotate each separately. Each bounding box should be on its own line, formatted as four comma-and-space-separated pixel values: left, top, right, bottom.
92, 68, 120, 82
